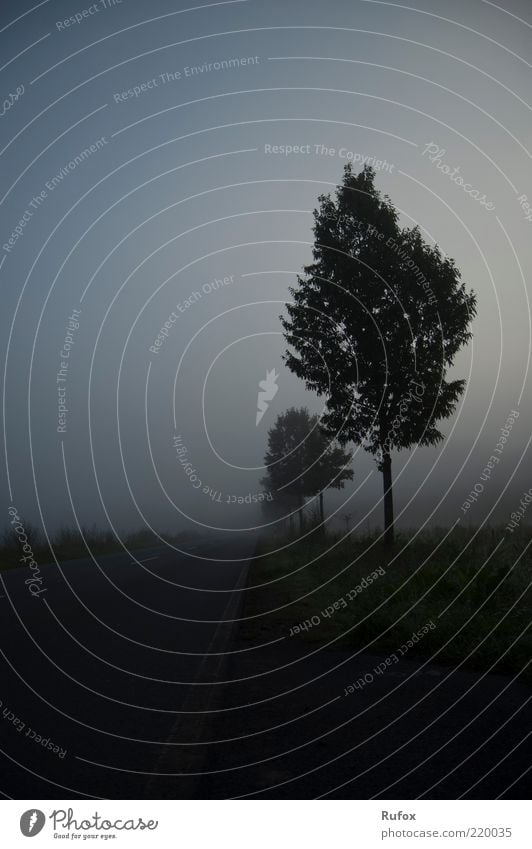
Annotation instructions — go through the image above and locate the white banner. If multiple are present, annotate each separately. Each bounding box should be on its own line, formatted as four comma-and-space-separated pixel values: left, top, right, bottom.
0, 800, 529, 848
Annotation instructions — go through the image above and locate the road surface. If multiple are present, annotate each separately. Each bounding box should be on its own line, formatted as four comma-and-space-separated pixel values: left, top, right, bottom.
0, 533, 255, 798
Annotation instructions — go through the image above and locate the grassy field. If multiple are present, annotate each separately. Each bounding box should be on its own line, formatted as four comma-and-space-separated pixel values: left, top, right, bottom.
239, 525, 532, 680
0, 522, 194, 571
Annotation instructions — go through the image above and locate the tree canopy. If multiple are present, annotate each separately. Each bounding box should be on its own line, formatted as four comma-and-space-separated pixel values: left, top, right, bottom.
261, 407, 353, 530
282, 165, 476, 543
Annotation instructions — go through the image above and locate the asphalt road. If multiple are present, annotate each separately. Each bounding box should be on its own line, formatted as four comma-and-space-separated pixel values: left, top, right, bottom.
0, 533, 256, 799
1, 534, 530, 800
198, 639, 532, 800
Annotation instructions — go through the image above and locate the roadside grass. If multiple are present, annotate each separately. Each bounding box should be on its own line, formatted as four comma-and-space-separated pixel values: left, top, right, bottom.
240, 526, 532, 679
0, 523, 195, 571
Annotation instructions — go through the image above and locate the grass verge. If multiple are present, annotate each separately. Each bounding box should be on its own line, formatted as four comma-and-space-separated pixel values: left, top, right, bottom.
239, 526, 532, 680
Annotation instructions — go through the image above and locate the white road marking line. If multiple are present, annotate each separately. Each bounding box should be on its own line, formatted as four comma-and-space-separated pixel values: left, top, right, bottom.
129, 555, 160, 564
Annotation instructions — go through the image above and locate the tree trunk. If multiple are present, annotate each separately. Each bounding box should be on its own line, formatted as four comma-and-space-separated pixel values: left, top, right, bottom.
319, 491, 325, 524
382, 450, 394, 546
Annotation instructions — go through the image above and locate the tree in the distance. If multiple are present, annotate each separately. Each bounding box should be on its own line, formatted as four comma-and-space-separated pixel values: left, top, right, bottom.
261, 407, 308, 533
261, 407, 353, 532
303, 421, 354, 524
282, 165, 476, 545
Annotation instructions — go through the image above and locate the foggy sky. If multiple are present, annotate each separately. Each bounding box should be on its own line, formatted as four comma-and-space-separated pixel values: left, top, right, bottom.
1, 0, 532, 540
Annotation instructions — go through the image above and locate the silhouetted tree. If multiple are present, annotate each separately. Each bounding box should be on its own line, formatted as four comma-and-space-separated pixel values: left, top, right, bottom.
259, 487, 301, 536
282, 165, 476, 545
261, 407, 353, 532
303, 422, 354, 524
